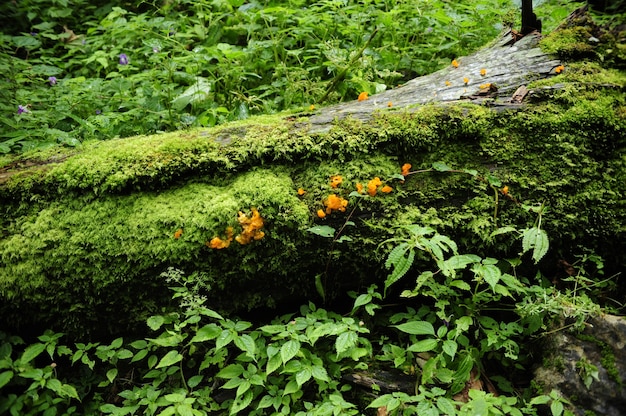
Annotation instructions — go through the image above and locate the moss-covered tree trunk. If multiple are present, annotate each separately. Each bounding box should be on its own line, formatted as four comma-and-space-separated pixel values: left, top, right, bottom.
1, 7, 624, 338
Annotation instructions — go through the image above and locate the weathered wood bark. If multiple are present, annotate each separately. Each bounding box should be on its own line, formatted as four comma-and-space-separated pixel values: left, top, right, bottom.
303, 30, 561, 134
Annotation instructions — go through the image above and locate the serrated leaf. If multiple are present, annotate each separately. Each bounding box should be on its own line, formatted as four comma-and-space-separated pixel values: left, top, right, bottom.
393, 321, 435, 335
280, 340, 300, 364
156, 350, 183, 369
20, 343, 46, 363
353, 293, 372, 309
436, 397, 457, 415
335, 331, 357, 356
311, 365, 330, 382
522, 227, 549, 263
282, 379, 299, 396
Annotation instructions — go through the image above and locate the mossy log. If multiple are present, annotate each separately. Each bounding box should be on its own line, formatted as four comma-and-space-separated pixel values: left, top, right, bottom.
1, 8, 624, 338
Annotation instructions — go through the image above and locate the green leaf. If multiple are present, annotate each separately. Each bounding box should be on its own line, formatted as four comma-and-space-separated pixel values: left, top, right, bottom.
442, 340, 457, 359
156, 350, 183, 369
311, 365, 330, 382
266, 352, 282, 375
436, 397, 457, 415
353, 293, 372, 309
407, 338, 439, 352
20, 343, 46, 363
230, 390, 253, 415
282, 380, 299, 396
335, 331, 357, 356
216, 330, 234, 350
147, 315, 165, 331
475, 263, 501, 290
190, 324, 221, 343
521, 227, 549, 264
280, 340, 300, 364
432, 161, 451, 172
187, 375, 203, 388
217, 364, 245, 379
393, 321, 435, 336
0, 370, 13, 389
233, 334, 256, 358
550, 399, 564, 416
315, 274, 325, 303
164, 392, 186, 403
295, 367, 312, 386
306, 225, 335, 238
106, 368, 118, 383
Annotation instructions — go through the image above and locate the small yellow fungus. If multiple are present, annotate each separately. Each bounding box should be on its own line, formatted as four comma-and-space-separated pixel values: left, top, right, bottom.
401, 163, 412, 177
174, 228, 183, 239
381, 185, 393, 194
445, 80, 451, 86
555, 65, 565, 74
297, 188, 306, 195
367, 177, 383, 197
356, 183, 364, 194
324, 194, 348, 214
330, 175, 343, 188
463, 77, 469, 85
387, 101, 393, 107
452, 59, 459, 68
309, 104, 315, 111
317, 209, 326, 219
480, 68, 487, 76
357, 91, 369, 101
502, 186, 509, 195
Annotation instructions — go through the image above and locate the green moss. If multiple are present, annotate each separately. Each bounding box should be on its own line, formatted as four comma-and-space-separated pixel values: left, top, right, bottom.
540, 26, 596, 60
576, 333, 623, 386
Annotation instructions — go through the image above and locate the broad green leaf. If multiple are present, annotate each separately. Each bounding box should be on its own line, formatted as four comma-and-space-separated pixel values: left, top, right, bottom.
233, 334, 256, 358
217, 364, 244, 379
20, 343, 46, 363
311, 365, 330, 382
216, 329, 234, 350
59, 383, 80, 400
257, 395, 274, 409
236, 379, 251, 397
0, 370, 13, 389
190, 324, 221, 343
353, 293, 372, 309
551, 400, 564, 416
282, 380, 299, 396
156, 350, 183, 369
407, 338, 439, 352
146, 315, 165, 331
476, 263, 501, 290
230, 390, 253, 415
522, 227, 549, 263
280, 339, 300, 364
266, 352, 282, 375
295, 367, 312, 386
164, 392, 186, 403
335, 331, 357, 356
436, 397, 457, 415
187, 375, 203, 388
442, 340, 457, 359
393, 321, 435, 336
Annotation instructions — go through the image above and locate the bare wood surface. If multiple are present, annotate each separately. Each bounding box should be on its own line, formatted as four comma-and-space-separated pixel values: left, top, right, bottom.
304, 31, 561, 134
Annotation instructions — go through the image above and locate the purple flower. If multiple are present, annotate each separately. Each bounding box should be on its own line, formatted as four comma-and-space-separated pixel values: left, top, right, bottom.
48, 76, 57, 86
17, 105, 29, 115
30, 32, 38, 36
152, 46, 160, 53
119, 53, 129, 65
95, 109, 102, 115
